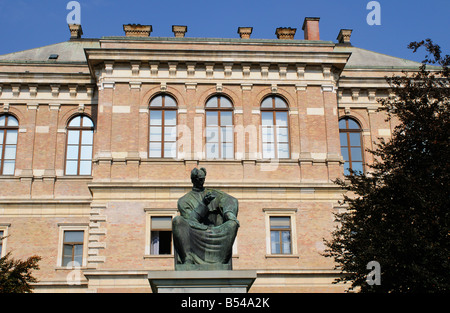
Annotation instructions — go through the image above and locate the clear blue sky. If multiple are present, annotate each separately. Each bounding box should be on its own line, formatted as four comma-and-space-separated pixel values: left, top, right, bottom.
0, 0, 449, 63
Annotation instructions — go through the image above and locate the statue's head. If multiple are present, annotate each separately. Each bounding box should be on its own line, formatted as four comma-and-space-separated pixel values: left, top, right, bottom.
191, 167, 207, 189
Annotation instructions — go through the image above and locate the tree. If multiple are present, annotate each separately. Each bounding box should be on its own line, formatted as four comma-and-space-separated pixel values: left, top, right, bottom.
324, 40, 449, 293
0, 245, 41, 293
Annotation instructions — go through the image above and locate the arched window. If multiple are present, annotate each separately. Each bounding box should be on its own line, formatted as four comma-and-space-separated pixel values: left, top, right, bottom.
149, 94, 177, 158
0, 115, 19, 175
65, 115, 94, 176
261, 96, 290, 159
205, 95, 234, 159
339, 117, 364, 175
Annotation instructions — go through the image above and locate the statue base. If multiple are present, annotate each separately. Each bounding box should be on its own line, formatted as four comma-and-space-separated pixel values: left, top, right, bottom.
148, 270, 257, 293
175, 263, 231, 271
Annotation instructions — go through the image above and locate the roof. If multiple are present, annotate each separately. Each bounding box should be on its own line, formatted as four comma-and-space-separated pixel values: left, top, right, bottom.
0, 40, 100, 64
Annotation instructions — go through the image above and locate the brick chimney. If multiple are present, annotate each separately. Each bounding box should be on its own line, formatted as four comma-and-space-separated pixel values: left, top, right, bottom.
172, 25, 188, 38
302, 17, 320, 40
275, 27, 297, 40
68, 24, 83, 39
238, 27, 253, 39
123, 24, 152, 37
337, 29, 353, 45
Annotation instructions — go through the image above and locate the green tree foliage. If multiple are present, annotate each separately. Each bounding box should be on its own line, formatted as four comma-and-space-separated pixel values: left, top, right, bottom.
0, 250, 41, 293
324, 40, 449, 293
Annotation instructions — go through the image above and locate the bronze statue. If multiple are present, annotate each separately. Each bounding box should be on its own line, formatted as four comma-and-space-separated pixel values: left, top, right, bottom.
172, 167, 239, 270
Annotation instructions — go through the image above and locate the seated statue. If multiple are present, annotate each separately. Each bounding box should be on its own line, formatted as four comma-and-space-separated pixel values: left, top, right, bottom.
172, 167, 239, 270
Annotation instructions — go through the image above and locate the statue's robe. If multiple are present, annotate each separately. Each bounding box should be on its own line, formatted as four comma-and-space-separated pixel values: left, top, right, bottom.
172, 187, 239, 269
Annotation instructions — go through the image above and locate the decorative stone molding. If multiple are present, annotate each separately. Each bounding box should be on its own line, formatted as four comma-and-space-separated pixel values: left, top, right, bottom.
131, 62, 141, 76
129, 82, 142, 90
368, 89, 377, 101
28, 84, 38, 97
296, 64, 306, 79
278, 64, 287, 78
86, 85, 95, 97
78, 103, 85, 113
187, 62, 196, 77
205, 63, 214, 78
242, 64, 251, 77
51, 85, 60, 98
123, 24, 152, 37
223, 63, 233, 77
271, 84, 278, 93
241, 83, 252, 91
275, 27, 296, 40
172, 25, 187, 38
216, 83, 223, 92
49, 103, 61, 111
185, 83, 197, 90
149, 62, 159, 76
2, 103, 9, 112
11, 84, 20, 97
322, 64, 332, 79
337, 29, 353, 45
88, 203, 107, 268
168, 62, 177, 77
69, 85, 78, 98
160, 82, 167, 91
351, 88, 360, 101
0, 84, 2, 96
105, 62, 114, 75
238, 27, 253, 39
68, 24, 83, 39
261, 63, 269, 78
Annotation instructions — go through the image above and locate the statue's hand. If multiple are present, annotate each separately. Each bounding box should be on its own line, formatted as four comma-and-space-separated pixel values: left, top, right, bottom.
224, 211, 240, 226
203, 191, 216, 205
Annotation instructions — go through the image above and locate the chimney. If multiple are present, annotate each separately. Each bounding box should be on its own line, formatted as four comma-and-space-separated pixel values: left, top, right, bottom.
275, 27, 297, 40
123, 24, 152, 37
68, 24, 83, 39
238, 27, 253, 39
337, 29, 353, 45
302, 17, 320, 40
172, 25, 188, 38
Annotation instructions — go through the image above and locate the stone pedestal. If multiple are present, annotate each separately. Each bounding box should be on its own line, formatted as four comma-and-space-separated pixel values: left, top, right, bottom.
148, 270, 257, 293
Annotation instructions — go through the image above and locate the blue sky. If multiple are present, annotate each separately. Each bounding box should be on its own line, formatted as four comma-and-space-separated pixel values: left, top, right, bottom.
0, 0, 449, 62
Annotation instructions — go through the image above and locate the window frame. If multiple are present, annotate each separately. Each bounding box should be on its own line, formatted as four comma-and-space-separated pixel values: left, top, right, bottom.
0, 224, 10, 258
64, 115, 95, 176
205, 95, 235, 160
144, 208, 178, 257
263, 208, 298, 257
339, 117, 365, 175
148, 94, 178, 159
260, 96, 290, 160
57, 224, 88, 268
0, 114, 19, 176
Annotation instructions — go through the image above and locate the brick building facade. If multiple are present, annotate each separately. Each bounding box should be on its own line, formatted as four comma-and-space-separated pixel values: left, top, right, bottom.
0, 18, 422, 292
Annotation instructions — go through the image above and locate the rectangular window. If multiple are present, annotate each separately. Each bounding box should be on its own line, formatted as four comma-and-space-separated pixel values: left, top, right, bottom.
270, 216, 292, 254
62, 230, 84, 267
0, 230, 3, 257
150, 216, 172, 255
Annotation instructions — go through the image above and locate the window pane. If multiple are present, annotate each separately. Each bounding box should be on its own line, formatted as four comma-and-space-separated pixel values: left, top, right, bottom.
149, 142, 162, 158
222, 143, 234, 159
262, 142, 275, 159
164, 142, 176, 158
69, 116, 81, 127
62, 245, 73, 267
0, 147, 2, 160
339, 133, 347, 146
270, 216, 291, 229
150, 96, 163, 107
262, 126, 274, 143
206, 127, 219, 143
164, 126, 177, 142
261, 112, 273, 126
341, 147, 349, 162
149, 126, 162, 142
281, 231, 291, 254
0, 116, 5, 126
66, 145, 79, 160
277, 143, 290, 159
73, 245, 83, 266
277, 127, 289, 143
0, 132, 3, 145
261, 98, 273, 109
271, 231, 281, 254
81, 131, 93, 145
65, 160, 78, 175
164, 111, 177, 126
2, 161, 15, 175
206, 97, 218, 108
351, 147, 363, 161
352, 162, 364, 174
220, 97, 232, 108
5, 130, 18, 145
349, 133, 361, 146
64, 231, 84, 243
347, 119, 360, 129
206, 111, 218, 126
4, 146, 16, 159
82, 117, 93, 127
275, 112, 288, 127
151, 217, 172, 230
164, 96, 177, 107
220, 111, 233, 126
274, 97, 287, 108
67, 130, 80, 145
7, 116, 18, 127
344, 162, 351, 176
80, 145, 93, 160
221, 127, 233, 143
150, 111, 162, 125
206, 143, 219, 159
79, 161, 92, 175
